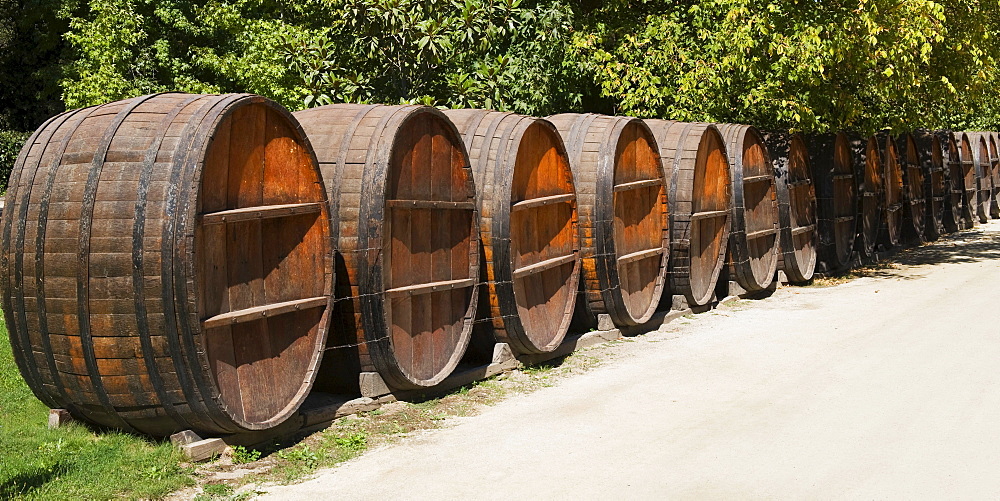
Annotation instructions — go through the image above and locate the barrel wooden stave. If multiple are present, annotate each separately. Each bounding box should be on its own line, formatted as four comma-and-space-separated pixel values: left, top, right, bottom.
295, 104, 479, 391
764, 132, 817, 283
547, 114, 668, 327
443, 109, 580, 355
2, 93, 333, 436
717, 124, 779, 292
646, 120, 731, 306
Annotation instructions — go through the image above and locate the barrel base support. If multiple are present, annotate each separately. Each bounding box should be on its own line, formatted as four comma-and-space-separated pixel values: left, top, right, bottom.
180, 438, 227, 462
170, 429, 203, 447
48, 409, 73, 429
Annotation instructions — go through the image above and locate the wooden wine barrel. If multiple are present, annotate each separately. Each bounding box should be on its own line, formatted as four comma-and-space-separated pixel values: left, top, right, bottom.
294, 104, 479, 390
646, 120, 731, 306
940, 131, 964, 232
442, 109, 580, 355
856, 134, 883, 257
0, 93, 333, 437
973, 132, 992, 224
807, 132, 858, 273
986, 132, 1000, 219
875, 133, 903, 249
716, 124, 779, 292
896, 133, 927, 244
763, 132, 816, 283
548, 113, 668, 327
959, 132, 979, 227
912, 130, 946, 240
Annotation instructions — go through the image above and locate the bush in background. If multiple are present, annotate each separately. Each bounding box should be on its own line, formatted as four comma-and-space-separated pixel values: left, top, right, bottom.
0, 130, 29, 194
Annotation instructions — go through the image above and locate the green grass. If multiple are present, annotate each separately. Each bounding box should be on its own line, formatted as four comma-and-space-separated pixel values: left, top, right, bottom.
0, 314, 194, 499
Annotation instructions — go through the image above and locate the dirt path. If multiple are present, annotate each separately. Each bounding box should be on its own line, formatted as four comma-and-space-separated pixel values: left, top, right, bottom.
263, 222, 1000, 499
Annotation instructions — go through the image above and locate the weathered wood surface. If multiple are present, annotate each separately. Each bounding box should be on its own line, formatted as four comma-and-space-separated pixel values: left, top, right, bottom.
0, 93, 334, 436
912, 130, 946, 241
875, 133, 904, 249
968, 132, 992, 224
443, 109, 580, 355
990, 132, 1000, 219
548, 113, 668, 327
716, 124, 779, 292
807, 132, 858, 273
294, 104, 479, 391
896, 133, 927, 245
763, 132, 816, 283
855, 134, 883, 257
645, 120, 731, 306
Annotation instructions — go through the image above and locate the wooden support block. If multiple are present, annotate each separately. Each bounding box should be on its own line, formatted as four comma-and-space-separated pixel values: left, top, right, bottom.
180, 438, 227, 462
491, 343, 515, 366
48, 409, 73, 429
671, 294, 689, 311
359, 372, 391, 398
597, 313, 615, 331
170, 430, 203, 447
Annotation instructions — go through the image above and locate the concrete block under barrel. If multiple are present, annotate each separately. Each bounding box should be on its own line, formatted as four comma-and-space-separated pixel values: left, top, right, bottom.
548, 113, 669, 328
645, 120, 732, 307
0, 93, 335, 437
295, 104, 480, 392
443, 109, 581, 356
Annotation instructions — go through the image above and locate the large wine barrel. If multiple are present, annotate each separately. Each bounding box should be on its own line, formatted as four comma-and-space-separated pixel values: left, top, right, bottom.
875, 133, 903, 249
0, 93, 333, 437
764, 132, 816, 283
808, 132, 858, 273
645, 120, 731, 307
716, 124, 779, 292
958, 132, 979, 227
896, 133, 927, 244
912, 130, 946, 240
972, 132, 992, 224
856, 135, 883, 257
986, 132, 1000, 219
548, 114, 668, 327
295, 104, 479, 390
443, 109, 580, 355
940, 131, 964, 232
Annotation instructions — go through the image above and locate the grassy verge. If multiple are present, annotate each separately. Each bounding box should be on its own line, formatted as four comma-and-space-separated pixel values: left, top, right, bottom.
0, 314, 194, 499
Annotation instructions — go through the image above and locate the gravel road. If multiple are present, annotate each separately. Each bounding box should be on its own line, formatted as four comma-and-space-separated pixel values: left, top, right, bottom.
263, 221, 1000, 499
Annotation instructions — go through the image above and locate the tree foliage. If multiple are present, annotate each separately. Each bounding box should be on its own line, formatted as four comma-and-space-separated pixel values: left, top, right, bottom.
1, 0, 1000, 137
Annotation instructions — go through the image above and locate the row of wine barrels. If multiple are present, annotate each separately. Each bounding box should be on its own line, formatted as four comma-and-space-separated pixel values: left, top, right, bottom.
548, 113, 669, 328
294, 104, 481, 391
808, 132, 858, 273
896, 133, 927, 245
716, 124, 779, 292
647, 120, 732, 307
764, 132, 817, 283
443, 109, 580, 355
1, 93, 335, 436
